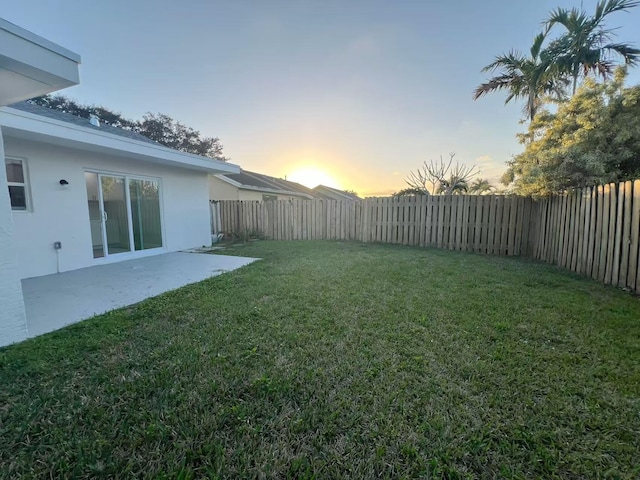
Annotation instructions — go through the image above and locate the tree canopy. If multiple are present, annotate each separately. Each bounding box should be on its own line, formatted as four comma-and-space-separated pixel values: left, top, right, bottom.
473, 0, 640, 196
503, 68, 640, 196
28, 95, 228, 161
474, 0, 639, 121
473, 33, 568, 122
545, 0, 640, 94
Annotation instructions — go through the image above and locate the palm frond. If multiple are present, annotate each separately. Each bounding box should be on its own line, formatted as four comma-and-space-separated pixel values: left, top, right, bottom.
481, 51, 527, 73
473, 75, 520, 100
530, 32, 547, 59
545, 7, 572, 31
603, 42, 640, 64
595, 0, 640, 21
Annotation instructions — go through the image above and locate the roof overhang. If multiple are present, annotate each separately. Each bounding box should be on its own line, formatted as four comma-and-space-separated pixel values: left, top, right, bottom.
0, 18, 81, 106
214, 174, 314, 198
0, 106, 240, 174
313, 185, 360, 201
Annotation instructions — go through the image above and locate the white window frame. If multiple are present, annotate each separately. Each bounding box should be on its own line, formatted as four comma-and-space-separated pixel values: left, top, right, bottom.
5, 157, 31, 212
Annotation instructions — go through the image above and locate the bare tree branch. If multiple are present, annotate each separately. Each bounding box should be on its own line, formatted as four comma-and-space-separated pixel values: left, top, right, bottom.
405, 153, 479, 195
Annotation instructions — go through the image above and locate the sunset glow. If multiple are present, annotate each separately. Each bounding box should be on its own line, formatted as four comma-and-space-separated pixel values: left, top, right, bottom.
287, 167, 342, 190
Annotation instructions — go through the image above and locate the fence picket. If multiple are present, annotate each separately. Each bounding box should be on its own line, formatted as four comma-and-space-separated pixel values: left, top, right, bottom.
612, 183, 625, 286
619, 182, 632, 287
628, 181, 640, 292
598, 185, 611, 282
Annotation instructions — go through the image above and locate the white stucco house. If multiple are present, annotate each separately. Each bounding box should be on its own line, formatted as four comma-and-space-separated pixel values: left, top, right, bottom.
0, 19, 240, 346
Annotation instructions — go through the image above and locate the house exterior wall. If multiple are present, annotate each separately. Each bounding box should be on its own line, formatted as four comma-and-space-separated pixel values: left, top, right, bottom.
243, 190, 308, 201
239, 190, 268, 201
242, 192, 304, 201
0, 128, 28, 345
209, 175, 240, 200
5, 137, 212, 279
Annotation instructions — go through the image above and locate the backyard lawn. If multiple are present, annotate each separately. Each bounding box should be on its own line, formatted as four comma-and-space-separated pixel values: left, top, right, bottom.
1, 241, 639, 478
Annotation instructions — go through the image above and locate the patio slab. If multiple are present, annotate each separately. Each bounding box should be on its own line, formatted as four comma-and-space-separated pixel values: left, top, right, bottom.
22, 252, 258, 338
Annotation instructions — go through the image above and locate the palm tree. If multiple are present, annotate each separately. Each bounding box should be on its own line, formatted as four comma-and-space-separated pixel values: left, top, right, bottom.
545, 0, 640, 94
469, 178, 495, 194
437, 176, 469, 195
473, 33, 568, 122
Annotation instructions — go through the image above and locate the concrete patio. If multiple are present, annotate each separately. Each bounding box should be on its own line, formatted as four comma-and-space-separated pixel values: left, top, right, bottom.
22, 252, 257, 337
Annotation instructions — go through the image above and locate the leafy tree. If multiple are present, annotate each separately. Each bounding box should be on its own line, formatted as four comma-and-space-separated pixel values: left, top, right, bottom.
469, 178, 495, 194
545, 0, 640, 94
393, 187, 429, 197
30, 95, 134, 129
503, 68, 640, 196
28, 95, 227, 160
473, 33, 568, 122
405, 153, 478, 195
137, 113, 226, 159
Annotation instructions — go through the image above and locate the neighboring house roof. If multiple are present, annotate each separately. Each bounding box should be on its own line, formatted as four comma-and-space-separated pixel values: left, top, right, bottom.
0, 102, 240, 175
10, 101, 158, 145
313, 184, 361, 201
215, 170, 316, 198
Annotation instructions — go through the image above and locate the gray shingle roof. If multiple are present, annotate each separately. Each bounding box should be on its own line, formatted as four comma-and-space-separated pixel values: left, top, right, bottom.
224, 171, 282, 190
8, 101, 159, 145
313, 185, 360, 201
222, 170, 316, 197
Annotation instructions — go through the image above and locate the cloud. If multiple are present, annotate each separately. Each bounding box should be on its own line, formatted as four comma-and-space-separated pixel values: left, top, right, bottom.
474, 155, 506, 184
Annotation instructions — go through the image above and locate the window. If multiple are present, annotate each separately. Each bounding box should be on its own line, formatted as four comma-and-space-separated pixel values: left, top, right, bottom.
5, 159, 28, 211
262, 194, 278, 201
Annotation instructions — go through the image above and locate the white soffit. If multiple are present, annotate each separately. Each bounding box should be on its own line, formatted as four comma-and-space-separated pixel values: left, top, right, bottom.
0, 18, 81, 106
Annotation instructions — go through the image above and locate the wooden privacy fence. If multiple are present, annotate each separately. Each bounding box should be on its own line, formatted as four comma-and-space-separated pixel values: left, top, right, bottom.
211, 179, 640, 294
531, 180, 640, 292
212, 196, 535, 256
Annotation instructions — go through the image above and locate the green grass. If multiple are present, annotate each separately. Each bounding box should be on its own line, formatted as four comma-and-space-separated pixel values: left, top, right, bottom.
1, 241, 640, 479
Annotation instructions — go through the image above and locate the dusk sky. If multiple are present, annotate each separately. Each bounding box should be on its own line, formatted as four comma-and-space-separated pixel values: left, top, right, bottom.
5, 1, 640, 196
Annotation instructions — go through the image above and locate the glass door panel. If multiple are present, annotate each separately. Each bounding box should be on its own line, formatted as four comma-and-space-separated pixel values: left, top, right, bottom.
86, 172, 162, 259
85, 172, 105, 258
129, 179, 163, 250
100, 175, 131, 255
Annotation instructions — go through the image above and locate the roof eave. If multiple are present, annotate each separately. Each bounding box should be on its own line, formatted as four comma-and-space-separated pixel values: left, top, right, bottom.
237, 184, 314, 198
0, 18, 80, 106
213, 174, 314, 198
0, 106, 239, 174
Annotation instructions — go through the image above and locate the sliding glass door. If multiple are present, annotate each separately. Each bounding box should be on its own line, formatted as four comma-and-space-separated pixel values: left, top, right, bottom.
129, 179, 162, 251
85, 172, 163, 259
101, 175, 130, 254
